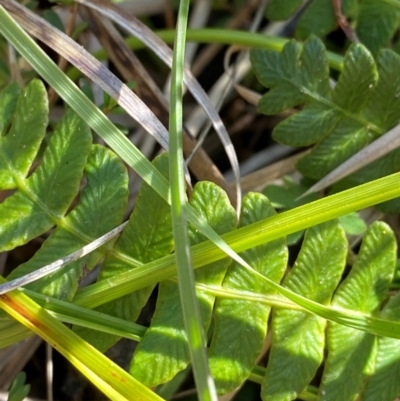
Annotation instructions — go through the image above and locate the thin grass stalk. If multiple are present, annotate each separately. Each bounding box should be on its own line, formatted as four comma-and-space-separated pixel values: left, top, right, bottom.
169, 1, 217, 400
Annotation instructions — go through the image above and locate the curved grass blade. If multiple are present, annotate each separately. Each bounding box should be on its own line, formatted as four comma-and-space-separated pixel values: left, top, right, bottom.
262, 220, 347, 401
0, 287, 147, 348
0, 280, 165, 401
72, 0, 242, 211
71, 172, 400, 341
1, 0, 169, 151
130, 182, 236, 386
208, 192, 287, 394
319, 222, 397, 401
0, 223, 127, 299
0, 3, 242, 274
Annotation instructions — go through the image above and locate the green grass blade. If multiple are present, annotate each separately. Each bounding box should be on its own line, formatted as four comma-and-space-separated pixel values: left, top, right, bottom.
72, 172, 400, 340
0, 279, 164, 401
168, 1, 217, 400
0, 289, 146, 346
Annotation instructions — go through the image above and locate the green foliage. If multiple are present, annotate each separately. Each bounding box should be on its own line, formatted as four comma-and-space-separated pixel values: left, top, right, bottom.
320, 222, 396, 400
337, 212, 366, 235
356, 0, 400, 55
265, 0, 399, 55
74, 152, 174, 351
251, 37, 400, 192
363, 293, 400, 401
7, 372, 30, 401
1, 64, 400, 401
209, 192, 287, 394
263, 220, 347, 401
0, 80, 46, 191
0, 80, 127, 313
130, 181, 237, 385
262, 177, 318, 244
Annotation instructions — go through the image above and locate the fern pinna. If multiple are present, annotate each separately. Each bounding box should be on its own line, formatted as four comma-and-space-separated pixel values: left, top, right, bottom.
0, 79, 400, 401
251, 35, 400, 213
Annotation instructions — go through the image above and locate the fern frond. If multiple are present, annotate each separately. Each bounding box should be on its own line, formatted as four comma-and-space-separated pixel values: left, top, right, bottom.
320, 222, 396, 401
251, 37, 400, 189
0, 80, 45, 190
73, 152, 174, 351
0, 79, 129, 316
208, 192, 287, 394
0, 79, 92, 250
262, 220, 347, 401
2, 78, 400, 401
7, 144, 128, 301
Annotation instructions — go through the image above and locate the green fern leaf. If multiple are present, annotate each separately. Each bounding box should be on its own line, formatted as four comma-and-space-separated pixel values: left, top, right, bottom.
361, 50, 400, 131
130, 181, 237, 386
0, 80, 46, 189
262, 220, 347, 401
250, 37, 400, 181
357, 0, 400, 56
0, 81, 19, 136
0, 83, 92, 251
319, 222, 397, 401
6, 144, 128, 301
208, 192, 287, 394
328, 49, 400, 212
74, 152, 174, 351
362, 292, 400, 401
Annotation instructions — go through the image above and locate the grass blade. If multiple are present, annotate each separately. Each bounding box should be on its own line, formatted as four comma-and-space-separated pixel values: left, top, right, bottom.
169, 1, 217, 400
0, 278, 163, 401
